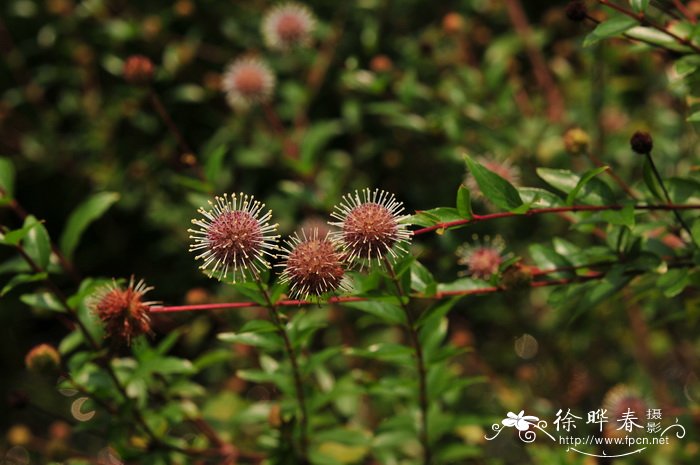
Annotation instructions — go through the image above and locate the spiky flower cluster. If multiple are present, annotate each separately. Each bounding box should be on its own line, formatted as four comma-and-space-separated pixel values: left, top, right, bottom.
221, 4, 316, 109
601, 385, 648, 438
277, 229, 350, 299
457, 235, 507, 280
90, 277, 155, 345
188, 189, 412, 299
262, 2, 316, 50
330, 188, 412, 267
222, 57, 276, 109
189, 193, 279, 283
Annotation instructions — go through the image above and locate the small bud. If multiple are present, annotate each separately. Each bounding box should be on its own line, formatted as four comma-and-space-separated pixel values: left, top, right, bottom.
7, 424, 32, 446
370, 55, 393, 73
442, 12, 465, 34
268, 403, 282, 428
563, 127, 590, 155
630, 131, 653, 154
123, 55, 155, 85
25, 344, 61, 375
565, 1, 588, 22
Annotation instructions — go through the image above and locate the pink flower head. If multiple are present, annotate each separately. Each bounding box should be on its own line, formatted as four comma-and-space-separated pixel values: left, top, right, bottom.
262, 2, 316, 50
222, 57, 276, 108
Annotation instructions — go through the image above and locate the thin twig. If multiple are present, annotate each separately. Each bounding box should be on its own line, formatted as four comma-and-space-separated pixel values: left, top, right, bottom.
383, 257, 431, 465
254, 277, 309, 462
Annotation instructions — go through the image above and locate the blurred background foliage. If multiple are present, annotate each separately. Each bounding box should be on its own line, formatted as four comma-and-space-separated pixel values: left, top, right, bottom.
1, 0, 700, 464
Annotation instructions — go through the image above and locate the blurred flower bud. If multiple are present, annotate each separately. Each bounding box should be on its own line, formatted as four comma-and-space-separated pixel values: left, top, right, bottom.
370, 55, 393, 73
49, 421, 72, 441
442, 12, 465, 34
25, 344, 61, 375
174, 0, 195, 17
123, 55, 155, 85
563, 127, 590, 155
185, 287, 210, 305
630, 131, 653, 154
7, 424, 32, 446
499, 264, 534, 290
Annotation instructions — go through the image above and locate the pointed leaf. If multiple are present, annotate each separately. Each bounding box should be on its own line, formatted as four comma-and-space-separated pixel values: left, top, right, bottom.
60, 192, 120, 259
464, 155, 523, 211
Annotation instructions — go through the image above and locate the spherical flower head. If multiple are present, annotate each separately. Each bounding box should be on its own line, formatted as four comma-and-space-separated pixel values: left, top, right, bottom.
222, 57, 276, 109
330, 188, 412, 267
90, 277, 155, 345
189, 193, 279, 282
123, 55, 155, 85
466, 157, 520, 199
457, 235, 507, 280
25, 344, 61, 375
262, 2, 316, 50
565, 1, 588, 22
442, 12, 465, 35
277, 229, 350, 299
630, 130, 653, 154
602, 385, 647, 439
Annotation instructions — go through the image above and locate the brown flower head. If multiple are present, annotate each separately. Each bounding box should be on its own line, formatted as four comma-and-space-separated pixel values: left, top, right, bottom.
329, 188, 412, 267
277, 229, 350, 299
90, 277, 155, 345
25, 344, 61, 375
630, 131, 653, 155
123, 55, 155, 85
457, 235, 508, 280
189, 193, 279, 282
262, 2, 316, 50
222, 57, 276, 109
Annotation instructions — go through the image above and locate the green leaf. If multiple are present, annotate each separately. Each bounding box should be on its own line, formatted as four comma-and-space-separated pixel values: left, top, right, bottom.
537, 167, 614, 205
0, 157, 15, 201
60, 192, 120, 258
409, 207, 464, 228
299, 120, 344, 171
687, 111, 700, 122
23, 216, 51, 269
410, 260, 436, 296
456, 185, 472, 219
20, 291, 65, 312
343, 300, 407, 325
566, 166, 609, 205
204, 145, 228, 185
583, 15, 638, 47
630, 0, 650, 13
1, 272, 48, 296
217, 331, 282, 351
0, 221, 41, 247
657, 268, 690, 298
464, 155, 523, 211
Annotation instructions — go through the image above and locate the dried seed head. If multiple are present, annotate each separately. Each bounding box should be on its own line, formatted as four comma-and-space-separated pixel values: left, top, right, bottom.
189, 193, 279, 282
90, 277, 155, 345
25, 344, 61, 375
330, 188, 412, 267
277, 229, 350, 299
565, 1, 588, 22
222, 57, 276, 108
563, 127, 590, 156
123, 55, 155, 85
630, 130, 653, 154
457, 235, 507, 280
465, 157, 520, 198
262, 2, 316, 50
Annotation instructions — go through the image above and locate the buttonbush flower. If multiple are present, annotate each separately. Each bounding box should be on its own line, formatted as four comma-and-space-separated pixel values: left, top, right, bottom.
277, 229, 350, 299
222, 57, 276, 108
602, 385, 647, 439
262, 2, 316, 50
25, 344, 61, 375
329, 188, 412, 267
457, 235, 507, 280
189, 193, 279, 282
90, 277, 155, 345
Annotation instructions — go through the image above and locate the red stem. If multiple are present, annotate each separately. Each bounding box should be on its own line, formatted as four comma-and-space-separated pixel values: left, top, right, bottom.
412, 203, 700, 236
